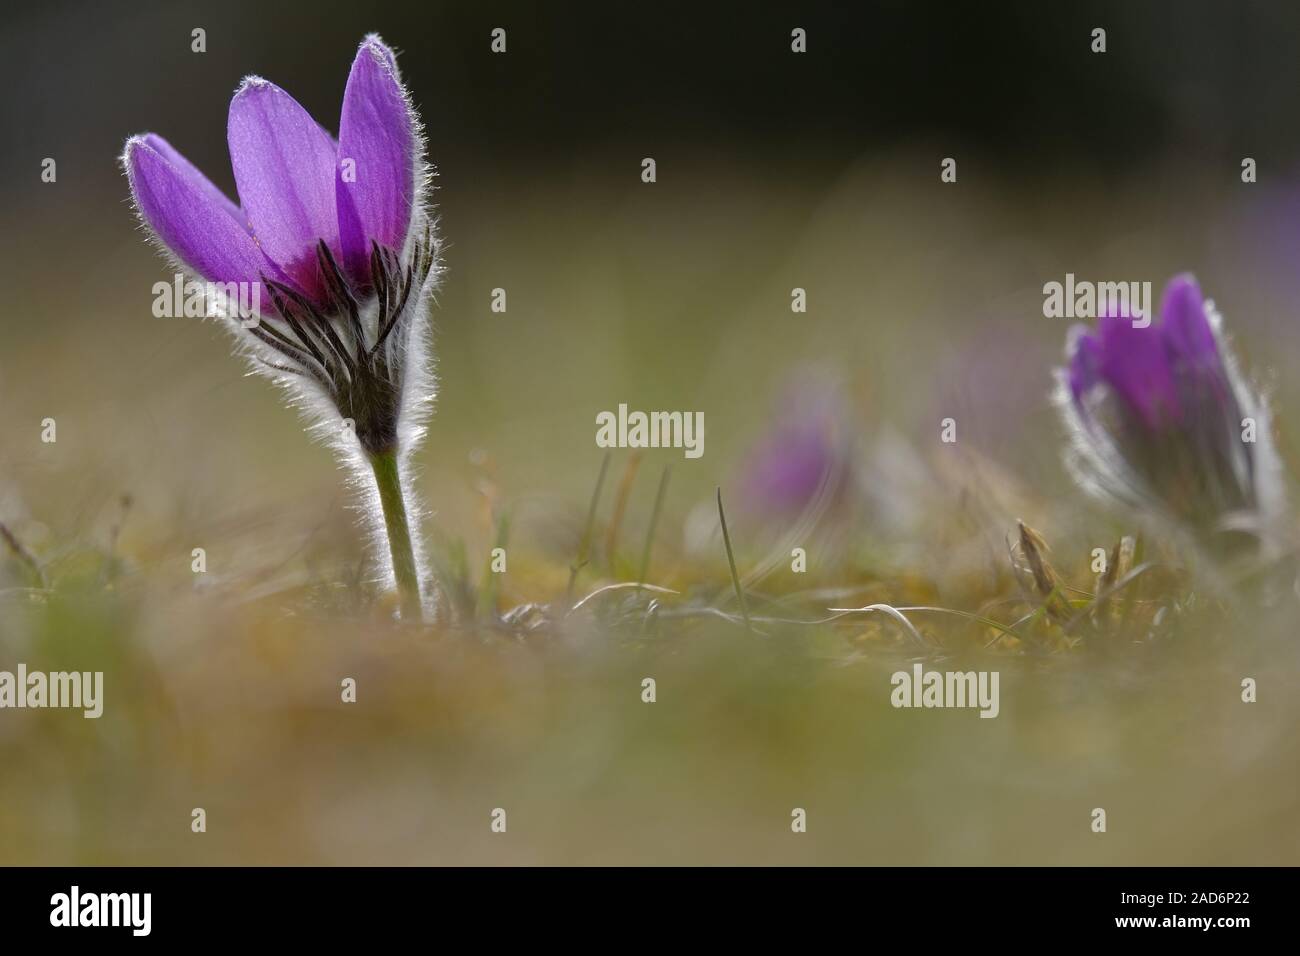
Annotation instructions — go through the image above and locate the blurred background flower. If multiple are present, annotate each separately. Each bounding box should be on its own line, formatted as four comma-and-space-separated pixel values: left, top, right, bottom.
1057, 274, 1289, 555
736, 373, 856, 522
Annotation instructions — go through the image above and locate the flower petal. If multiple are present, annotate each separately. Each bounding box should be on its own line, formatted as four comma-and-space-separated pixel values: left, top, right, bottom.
1159, 273, 1241, 444
336, 35, 417, 283
1159, 273, 1219, 367
743, 423, 834, 514
1097, 310, 1182, 428
228, 77, 339, 300
123, 134, 270, 294
137, 133, 248, 228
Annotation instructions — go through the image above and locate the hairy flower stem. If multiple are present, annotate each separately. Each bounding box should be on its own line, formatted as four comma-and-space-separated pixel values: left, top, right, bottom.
368, 450, 421, 620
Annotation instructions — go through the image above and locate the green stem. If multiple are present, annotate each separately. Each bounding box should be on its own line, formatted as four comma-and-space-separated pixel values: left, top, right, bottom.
368, 449, 422, 620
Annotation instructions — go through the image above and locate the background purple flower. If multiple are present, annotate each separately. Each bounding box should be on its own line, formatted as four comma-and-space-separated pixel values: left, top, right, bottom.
1058, 274, 1287, 546
737, 378, 854, 523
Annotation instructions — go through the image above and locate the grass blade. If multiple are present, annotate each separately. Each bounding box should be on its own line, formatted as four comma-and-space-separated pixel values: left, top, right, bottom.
604, 451, 642, 574
0, 521, 47, 589
716, 486, 753, 635
637, 464, 671, 588
565, 451, 611, 608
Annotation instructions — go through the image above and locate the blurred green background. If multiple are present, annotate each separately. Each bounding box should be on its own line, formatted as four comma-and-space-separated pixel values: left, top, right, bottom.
1, 0, 1298, 864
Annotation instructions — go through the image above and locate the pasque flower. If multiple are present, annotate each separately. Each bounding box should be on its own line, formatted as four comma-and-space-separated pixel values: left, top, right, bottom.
1057, 273, 1286, 551
123, 35, 439, 618
738, 380, 853, 523
722, 377, 860, 586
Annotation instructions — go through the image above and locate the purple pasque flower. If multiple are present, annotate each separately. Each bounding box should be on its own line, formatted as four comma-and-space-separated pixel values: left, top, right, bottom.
738, 377, 856, 521
732, 376, 860, 566
739, 398, 848, 523
122, 33, 437, 457
1057, 273, 1286, 547
122, 35, 439, 618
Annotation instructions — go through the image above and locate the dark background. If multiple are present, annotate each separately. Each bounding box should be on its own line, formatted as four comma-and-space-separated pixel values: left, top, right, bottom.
6, 0, 1300, 181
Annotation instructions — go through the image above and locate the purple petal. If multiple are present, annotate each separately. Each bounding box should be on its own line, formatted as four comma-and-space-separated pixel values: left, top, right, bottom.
228, 77, 340, 301
123, 135, 270, 295
1160, 273, 1238, 424
336, 35, 417, 284
1159, 273, 1219, 367
137, 133, 248, 228
743, 424, 834, 514
1096, 310, 1182, 428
